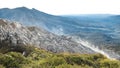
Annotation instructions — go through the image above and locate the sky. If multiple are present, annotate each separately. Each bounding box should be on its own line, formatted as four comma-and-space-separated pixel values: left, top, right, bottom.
0, 0, 120, 15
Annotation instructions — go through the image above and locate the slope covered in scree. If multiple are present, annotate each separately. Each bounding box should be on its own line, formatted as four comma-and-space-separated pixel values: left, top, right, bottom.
0, 19, 95, 54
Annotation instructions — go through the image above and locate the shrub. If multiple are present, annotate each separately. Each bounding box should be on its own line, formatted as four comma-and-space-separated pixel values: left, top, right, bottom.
41, 56, 66, 67
28, 47, 53, 60
85, 54, 106, 61
64, 54, 94, 66
99, 59, 120, 68
0, 65, 5, 68
0, 44, 120, 68
0, 52, 30, 68
55, 64, 93, 68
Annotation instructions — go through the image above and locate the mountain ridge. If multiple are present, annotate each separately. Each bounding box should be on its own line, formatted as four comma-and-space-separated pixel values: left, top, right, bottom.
0, 19, 95, 54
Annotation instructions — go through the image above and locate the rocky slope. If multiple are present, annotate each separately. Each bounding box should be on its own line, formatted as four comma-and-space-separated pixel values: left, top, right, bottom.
0, 19, 95, 54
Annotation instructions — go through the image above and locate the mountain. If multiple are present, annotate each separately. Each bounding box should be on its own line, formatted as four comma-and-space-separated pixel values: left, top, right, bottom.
0, 7, 119, 35
1, 19, 120, 59
0, 19, 95, 54
0, 7, 120, 59
0, 7, 81, 34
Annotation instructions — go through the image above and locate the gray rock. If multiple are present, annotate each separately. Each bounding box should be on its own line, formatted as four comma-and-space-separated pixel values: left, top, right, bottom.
0, 19, 95, 54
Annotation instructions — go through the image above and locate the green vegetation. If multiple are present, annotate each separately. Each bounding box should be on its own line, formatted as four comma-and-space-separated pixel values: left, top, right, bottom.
0, 45, 120, 68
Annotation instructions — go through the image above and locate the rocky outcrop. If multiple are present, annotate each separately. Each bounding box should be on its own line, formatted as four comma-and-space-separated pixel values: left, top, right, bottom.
0, 19, 95, 54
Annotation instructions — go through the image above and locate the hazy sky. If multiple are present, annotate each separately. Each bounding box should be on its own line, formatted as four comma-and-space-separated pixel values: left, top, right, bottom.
0, 0, 120, 15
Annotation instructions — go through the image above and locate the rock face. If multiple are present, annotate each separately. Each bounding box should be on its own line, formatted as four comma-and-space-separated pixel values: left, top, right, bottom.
0, 19, 95, 54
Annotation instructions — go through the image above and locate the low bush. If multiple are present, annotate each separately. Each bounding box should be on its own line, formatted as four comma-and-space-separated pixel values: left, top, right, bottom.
0, 65, 5, 68
0, 52, 30, 68
99, 59, 120, 68
0, 45, 120, 68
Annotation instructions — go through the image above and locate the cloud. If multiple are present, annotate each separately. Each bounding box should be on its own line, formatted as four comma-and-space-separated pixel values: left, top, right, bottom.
0, 0, 120, 15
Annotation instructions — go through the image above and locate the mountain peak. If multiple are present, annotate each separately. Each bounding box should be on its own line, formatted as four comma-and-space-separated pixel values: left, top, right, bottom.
13, 7, 31, 11
14, 6, 29, 9
0, 7, 55, 31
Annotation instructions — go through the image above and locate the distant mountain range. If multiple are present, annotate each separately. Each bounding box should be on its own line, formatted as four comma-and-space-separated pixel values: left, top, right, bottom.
0, 7, 120, 59
0, 7, 120, 34
0, 7, 81, 34
1, 7, 120, 33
